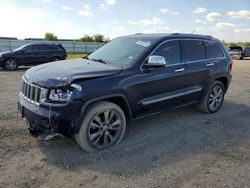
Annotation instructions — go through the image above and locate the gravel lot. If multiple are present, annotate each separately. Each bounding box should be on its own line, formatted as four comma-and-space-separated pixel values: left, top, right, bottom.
0, 59, 250, 188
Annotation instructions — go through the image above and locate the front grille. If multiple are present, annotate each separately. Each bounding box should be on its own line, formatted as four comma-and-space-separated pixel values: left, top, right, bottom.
21, 78, 41, 105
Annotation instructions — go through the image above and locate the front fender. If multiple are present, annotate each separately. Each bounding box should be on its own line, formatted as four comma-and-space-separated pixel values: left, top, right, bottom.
73, 93, 132, 134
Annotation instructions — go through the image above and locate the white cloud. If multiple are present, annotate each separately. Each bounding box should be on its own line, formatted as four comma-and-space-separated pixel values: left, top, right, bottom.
193, 7, 207, 14
105, 0, 116, 5
99, 23, 108, 27
146, 13, 151, 16
144, 26, 171, 33
98, 3, 109, 10
195, 19, 206, 24
160, 8, 168, 13
42, 0, 52, 2
127, 17, 165, 27
78, 10, 93, 17
140, 17, 165, 26
127, 21, 137, 25
234, 28, 250, 33
99, 21, 118, 27
216, 22, 235, 28
61, 6, 72, 10
227, 10, 250, 19
171, 11, 180, 16
83, 4, 91, 10
206, 12, 221, 21
78, 4, 93, 17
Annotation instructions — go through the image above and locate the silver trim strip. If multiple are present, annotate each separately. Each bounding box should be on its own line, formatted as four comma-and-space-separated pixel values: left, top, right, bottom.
142, 87, 202, 105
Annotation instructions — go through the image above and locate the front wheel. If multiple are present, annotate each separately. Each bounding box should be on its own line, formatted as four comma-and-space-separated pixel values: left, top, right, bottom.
4, 58, 18, 70
197, 81, 225, 113
75, 101, 126, 152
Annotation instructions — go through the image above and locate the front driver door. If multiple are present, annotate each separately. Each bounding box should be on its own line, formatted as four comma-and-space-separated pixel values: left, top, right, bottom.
127, 40, 192, 116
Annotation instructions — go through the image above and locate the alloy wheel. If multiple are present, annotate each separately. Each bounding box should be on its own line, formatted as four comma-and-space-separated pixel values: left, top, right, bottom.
88, 110, 122, 148
208, 85, 224, 111
5, 59, 17, 70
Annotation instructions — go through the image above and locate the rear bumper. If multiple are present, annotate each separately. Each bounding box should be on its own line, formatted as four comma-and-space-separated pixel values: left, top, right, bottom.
18, 93, 83, 136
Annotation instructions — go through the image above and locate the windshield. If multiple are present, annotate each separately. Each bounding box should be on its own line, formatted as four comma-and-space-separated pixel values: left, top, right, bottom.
88, 37, 156, 67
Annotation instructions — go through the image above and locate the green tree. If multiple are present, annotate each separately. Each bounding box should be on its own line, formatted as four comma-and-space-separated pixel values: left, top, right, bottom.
44, 32, 58, 41
78, 35, 94, 42
93, 34, 105, 42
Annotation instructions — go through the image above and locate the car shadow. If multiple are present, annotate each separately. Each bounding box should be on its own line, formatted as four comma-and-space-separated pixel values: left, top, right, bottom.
37, 100, 250, 176
0, 66, 31, 72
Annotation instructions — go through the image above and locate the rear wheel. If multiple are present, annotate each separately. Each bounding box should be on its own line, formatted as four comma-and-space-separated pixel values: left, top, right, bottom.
75, 101, 126, 152
51, 57, 61, 62
4, 58, 18, 70
197, 81, 225, 113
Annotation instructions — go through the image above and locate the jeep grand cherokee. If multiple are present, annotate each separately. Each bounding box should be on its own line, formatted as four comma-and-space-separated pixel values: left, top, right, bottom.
18, 33, 233, 151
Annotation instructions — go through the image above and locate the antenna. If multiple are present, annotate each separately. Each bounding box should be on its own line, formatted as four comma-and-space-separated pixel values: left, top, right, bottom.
192, 28, 196, 34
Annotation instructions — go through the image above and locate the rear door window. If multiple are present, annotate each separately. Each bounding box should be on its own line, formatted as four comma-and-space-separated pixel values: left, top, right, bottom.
182, 40, 206, 62
204, 41, 224, 58
152, 40, 180, 65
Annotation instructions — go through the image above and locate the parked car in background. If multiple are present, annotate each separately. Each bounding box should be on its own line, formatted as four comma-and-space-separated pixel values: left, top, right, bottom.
18, 33, 232, 152
243, 47, 250, 58
228, 46, 244, 59
0, 43, 67, 70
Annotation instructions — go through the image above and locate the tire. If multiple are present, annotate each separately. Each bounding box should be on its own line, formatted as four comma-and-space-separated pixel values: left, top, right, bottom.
75, 101, 126, 152
51, 57, 61, 62
3, 58, 18, 71
197, 81, 225, 113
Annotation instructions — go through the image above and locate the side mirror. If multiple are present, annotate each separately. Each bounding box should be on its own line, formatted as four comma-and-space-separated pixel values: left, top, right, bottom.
144, 55, 166, 68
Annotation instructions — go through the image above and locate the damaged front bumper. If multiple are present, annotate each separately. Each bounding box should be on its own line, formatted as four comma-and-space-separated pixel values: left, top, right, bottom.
18, 92, 84, 137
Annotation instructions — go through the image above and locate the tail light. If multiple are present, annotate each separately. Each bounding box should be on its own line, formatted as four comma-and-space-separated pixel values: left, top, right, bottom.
228, 60, 233, 75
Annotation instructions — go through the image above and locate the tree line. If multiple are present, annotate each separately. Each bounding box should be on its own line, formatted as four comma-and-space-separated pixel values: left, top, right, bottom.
44, 32, 250, 46
44, 33, 110, 43
221, 41, 250, 47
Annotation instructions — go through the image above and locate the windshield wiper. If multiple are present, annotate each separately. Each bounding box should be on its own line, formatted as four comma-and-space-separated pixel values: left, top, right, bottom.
89, 58, 110, 65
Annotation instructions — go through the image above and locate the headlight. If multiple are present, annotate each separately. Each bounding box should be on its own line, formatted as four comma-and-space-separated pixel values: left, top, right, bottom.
48, 89, 73, 103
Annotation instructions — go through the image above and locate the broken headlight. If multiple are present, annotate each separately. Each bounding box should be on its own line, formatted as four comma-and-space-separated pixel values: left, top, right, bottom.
48, 89, 73, 103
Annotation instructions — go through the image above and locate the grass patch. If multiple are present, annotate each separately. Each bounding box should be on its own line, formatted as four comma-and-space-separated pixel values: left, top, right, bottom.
67, 53, 88, 59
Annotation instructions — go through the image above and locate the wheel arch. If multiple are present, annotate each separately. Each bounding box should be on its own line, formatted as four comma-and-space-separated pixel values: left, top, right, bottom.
74, 94, 133, 134
214, 76, 229, 91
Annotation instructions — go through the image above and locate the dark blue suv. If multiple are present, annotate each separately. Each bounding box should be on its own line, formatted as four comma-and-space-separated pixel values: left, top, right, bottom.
18, 33, 233, 151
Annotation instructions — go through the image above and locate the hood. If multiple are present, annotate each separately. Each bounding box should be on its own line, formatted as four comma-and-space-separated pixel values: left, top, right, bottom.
25, 58, 122, 88
0, 51, 11, 56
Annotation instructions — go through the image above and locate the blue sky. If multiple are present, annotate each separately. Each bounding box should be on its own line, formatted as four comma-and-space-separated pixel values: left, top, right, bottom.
0, 0, 249, 42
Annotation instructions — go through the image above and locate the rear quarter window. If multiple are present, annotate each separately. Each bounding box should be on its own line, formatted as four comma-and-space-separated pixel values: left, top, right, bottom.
182, 40, 206, 62
204, 41, 224, 59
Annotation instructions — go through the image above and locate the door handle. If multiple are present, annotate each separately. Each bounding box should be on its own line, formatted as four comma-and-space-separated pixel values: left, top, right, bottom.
206, 63, 214, 67
174, 68, 185, 72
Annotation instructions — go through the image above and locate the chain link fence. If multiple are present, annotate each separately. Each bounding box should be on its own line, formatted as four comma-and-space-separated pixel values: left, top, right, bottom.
0, 39, 105, 54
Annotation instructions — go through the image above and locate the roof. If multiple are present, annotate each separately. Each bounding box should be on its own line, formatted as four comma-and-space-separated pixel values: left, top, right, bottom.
124, 33, 215, 41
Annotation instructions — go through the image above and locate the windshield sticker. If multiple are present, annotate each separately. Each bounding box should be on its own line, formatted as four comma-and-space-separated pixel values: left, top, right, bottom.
135, 41, 151, 47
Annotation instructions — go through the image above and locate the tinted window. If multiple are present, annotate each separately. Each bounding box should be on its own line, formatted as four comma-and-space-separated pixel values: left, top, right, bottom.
25, 45, 40, 51
204, 41, 224, 58
153, 40, 180, 65
183, 40, 206, 61
46, 45, 57, 50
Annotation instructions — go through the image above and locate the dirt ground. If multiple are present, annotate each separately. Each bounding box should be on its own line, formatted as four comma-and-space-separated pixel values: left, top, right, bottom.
0, 59, 250, 188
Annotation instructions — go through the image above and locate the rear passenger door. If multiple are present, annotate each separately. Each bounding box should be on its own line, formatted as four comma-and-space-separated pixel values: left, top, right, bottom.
181, 40, 225, 102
